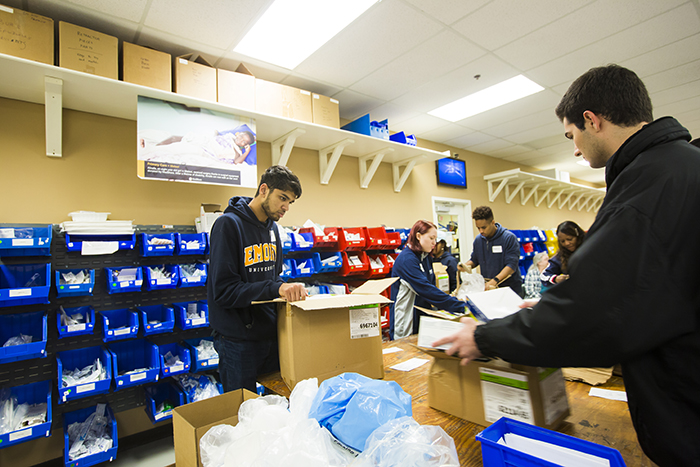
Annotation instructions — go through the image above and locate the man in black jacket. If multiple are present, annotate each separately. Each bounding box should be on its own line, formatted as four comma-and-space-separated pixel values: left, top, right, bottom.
435, 65, 700, 466
208, 165, 307, 393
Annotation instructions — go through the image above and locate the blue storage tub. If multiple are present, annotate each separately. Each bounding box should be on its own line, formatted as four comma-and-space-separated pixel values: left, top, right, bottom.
0, 310, 47, 363
139, 233, 176, 257
175, 232, 208, 255
183, 337, 219, 372
145, 382, 185, 424
143, 264, 179, 291
280, 258, 295, 280
55, 268, 95, 297
289, 232, 314, 252
138, 305, 175, 336
100, 308, 139, 342
105, 266, 143, 294
281, 234, 292, 255
57, 306, 95, 339
477, 417, 626, 467
109, 339, 160, 390
389, 131, 417, 146
63, 404, 118, 467
177, 263, 208, 288
0, 380, 52, 449
317, 252, 343, 273
56, 346, 112, 404
341, 114, 390, 140
291, 257, 315, 278
157, 342, 191, 377
173, 301, 209, 330
0, 225, 52, 257
65, 233, 135, 252
174, 374, 223, 404
0, 263, 51, 307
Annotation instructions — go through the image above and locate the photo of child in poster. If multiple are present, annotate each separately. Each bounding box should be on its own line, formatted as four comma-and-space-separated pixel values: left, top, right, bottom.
137, 96, 257, 187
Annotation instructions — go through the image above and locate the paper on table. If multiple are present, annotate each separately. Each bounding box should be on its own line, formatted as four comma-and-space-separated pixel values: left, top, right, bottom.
81, 241, 119, 255
589, 387, 627, 402
417, 316, 465, 350
499, 432, 610, 467
382, 347, 403, 354
390, 357, 429, 372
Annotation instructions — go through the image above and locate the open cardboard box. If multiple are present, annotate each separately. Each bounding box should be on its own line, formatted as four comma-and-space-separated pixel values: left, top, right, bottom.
195, 203, 222, 234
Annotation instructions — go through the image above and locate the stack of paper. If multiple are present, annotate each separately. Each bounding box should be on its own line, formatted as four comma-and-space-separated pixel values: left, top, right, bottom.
60, 221, 134, 235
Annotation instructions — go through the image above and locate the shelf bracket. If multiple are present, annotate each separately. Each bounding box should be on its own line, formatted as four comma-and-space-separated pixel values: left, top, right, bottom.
271, 128, 306, 166
534, 186, 553, 207
392, 157, 420, 193
45, 77, 63, 157
559, 190, 576, 209
520, 184, 540, 206
547, 189, 566, 209
319, 138, 354, 185
588, 197, 604, 212
505, 181, 526, 204
359, 147, 393, 189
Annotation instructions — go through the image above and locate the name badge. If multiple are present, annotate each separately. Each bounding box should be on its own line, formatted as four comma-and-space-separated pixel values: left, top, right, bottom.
270, 229, 276, 242
492, 245, 503, 253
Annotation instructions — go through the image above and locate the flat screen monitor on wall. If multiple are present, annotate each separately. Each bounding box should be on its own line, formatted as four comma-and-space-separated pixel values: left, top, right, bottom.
436, 157, 467, 189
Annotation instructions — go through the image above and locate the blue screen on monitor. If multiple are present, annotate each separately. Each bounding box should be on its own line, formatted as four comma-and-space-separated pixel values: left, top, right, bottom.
436, 158, 467, 188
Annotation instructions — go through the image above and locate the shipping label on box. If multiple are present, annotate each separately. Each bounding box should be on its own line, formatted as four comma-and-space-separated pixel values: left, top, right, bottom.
349, 304, 381, 339
122, 42, 171, 92
0, 5, 54, 65
59, 21, 118, 79
479, 367, 535, 424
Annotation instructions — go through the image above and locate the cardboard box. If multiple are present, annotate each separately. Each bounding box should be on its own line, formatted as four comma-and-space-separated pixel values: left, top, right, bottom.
268, 277, 396, 390
58, 21, 118, 79
255, 79, 313, 123
0, 5, 53, 65
217, 63, 255, 111
312, 93, 340, 128
174, 53, 217, 101
195, 203, 222, 234
122, 42, 171, 92
433, 262, 449, 293
172, 389, 258, 467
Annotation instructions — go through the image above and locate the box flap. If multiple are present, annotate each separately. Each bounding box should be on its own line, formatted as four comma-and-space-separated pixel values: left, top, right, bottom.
350, 277, 398, 295
414, 305, 466, 321
293, 294, 391, 311
177, 53, 213, 67
236, 63, 255, 76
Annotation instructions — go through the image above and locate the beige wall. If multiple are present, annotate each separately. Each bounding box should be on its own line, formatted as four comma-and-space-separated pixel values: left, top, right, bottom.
0, 96, 598, 236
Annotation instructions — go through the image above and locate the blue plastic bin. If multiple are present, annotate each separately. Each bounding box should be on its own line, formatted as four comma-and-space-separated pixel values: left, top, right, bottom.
341, 114, 390, 140
139, 233, 176, 257
281, 234, 292, 255
144, 382, 185, 424
317, 252, 343, 273
63, 404, 118, 467
65, 233, 135, 252
0, 310, 47, 363
138, 305, 175, 336
56, 346, 112, 404
389, 131, 417, 146
0, 380, 52, 449
177, 263, 208, 288
289, 232, 314, 252
57, 306, 95, 339
100, 308, 139, 342
174, 374, 223, 404
105, 266, 143, 294
157, 342, 191, 377
173, 301, 209, 330
280, 259, 295, 280
55, 268, 95, 297
0, 263, 51, 307
143, 264, 179, 291
109, 339, 160, 390
183, 337, 219, 372
0, 225, 52, 257
291, 257, 315, 278
476, 417, 626, 467
175, 232, 208, 255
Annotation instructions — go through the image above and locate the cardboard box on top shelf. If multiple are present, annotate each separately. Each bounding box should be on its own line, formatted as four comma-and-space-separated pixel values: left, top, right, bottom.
0, 4, 54, 65
195, 203, 222, 234
217, 63, 255, 111
255, 79, 313, 123
172, 389, 258, 467
58, 21, 118, 79
311, 93, 340, 128
174, 53, 217, 101
122, 42, 171, 92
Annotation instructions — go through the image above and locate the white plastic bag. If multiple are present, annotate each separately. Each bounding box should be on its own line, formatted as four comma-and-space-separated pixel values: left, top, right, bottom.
456, 272, 485, 300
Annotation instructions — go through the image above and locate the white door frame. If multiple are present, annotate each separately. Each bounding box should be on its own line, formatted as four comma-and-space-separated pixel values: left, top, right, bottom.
431, 196, 473, 263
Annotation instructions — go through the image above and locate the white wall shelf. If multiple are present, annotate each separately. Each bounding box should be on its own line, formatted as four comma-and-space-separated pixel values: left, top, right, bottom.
483, 169, 606, 212
0, 53, 450, 192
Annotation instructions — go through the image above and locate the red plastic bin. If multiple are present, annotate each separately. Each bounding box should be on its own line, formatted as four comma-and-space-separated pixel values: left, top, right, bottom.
342, 227, 367, 251
336, 251, 370, 276
364, 254, 391, 278
299, 227, 341, 250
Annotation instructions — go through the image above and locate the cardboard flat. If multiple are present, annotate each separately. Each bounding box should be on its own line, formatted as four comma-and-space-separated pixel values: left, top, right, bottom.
255, 79, 313, 123
562, 367, 613, 386
217, 64, 255, 111
174, 54, 217, 101
414, 305, 466, 321
59, 21, 118, 79
122, 42, 171, 91
0, 5, 53, 65
311, 93, 340, 128
172, 389, 258, 467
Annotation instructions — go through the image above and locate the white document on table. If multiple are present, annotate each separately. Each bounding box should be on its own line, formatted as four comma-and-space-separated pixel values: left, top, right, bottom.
382, 347, 403, 354
390, 357, 429, 372
589, 388, 628, 402
417, 316, 464, 350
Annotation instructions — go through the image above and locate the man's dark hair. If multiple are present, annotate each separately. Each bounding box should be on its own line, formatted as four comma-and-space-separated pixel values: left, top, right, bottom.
555, 65, 653, 130
437, 239, 447, 247
256, 165, 302, 198
472, 206, 493, 222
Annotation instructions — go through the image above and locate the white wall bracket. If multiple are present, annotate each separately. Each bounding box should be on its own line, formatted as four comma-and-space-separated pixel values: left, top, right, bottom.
505, 181, 526, 204
271, 128, 306, 166
45, 76, 63, 157
319, 138, 354, 185
392, 156, 420, 193
359, 147, 393, 189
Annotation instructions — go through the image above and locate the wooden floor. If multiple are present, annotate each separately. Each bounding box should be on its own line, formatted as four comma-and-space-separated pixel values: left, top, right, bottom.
259, 335, 658, 467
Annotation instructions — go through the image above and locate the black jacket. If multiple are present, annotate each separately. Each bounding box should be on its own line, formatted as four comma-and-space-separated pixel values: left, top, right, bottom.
207, 196, 284, 341
475, 117, 700, 466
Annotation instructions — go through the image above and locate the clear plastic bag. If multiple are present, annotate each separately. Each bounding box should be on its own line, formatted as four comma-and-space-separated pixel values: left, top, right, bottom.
3, 334, 33, 347
456, 272, 485, 300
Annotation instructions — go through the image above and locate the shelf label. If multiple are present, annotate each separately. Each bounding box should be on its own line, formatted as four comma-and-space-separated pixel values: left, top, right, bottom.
169, 363, 184, 373
9, 428, 32, 442
67, 324, 86, 333
12, 239, 33, 246
156, 278, 171, 285
77, 383, 96, 394
349, 306, 380, 339
9, 288, 32, 297
114, 327, 131, 336
191, 317, 206, 326
130, 372, 147, 382
155, 410, 172, 420
68, 285, 80, 289
208, 358, 219, 366
119, 281, 131, 288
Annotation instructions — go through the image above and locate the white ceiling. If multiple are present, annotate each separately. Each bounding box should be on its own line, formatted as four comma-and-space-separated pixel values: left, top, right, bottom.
10, 0, 700, 185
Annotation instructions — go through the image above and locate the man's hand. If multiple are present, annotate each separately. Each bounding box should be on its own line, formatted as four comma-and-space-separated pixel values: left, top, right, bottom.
485, 279, 498, 290
432, 317, 483, 366
279, 282, 308, 302
457, 263, 472, 273
555, 274, 570, 283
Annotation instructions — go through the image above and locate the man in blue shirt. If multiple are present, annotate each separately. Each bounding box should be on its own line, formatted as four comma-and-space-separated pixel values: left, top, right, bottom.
463, 206, 522, 296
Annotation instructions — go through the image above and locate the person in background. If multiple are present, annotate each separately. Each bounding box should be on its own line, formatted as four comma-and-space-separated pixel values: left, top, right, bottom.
389, 220, 466, 340
523, 252, 549, 299
541, 221, 585, 287
208, 165, 308, 393
432, 239, 459, 293
463, 206, 522, 296
433, 64, 700, 466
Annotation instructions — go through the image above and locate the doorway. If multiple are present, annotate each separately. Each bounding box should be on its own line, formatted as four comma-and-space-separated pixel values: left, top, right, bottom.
432, 197, 473, 263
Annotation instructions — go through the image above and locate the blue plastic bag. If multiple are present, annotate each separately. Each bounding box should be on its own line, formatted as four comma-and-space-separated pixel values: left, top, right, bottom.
308, 373, 412, 452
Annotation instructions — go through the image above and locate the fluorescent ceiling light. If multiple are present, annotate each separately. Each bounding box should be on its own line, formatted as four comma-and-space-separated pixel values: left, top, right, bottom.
577, 159, 590, 166
428, 75, 544, 122
234, 0, 378, 69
